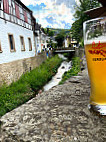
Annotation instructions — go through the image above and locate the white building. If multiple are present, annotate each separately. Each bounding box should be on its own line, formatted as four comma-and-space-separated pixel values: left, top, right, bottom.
64, 39, 68, 48
35, 24, 49, 54
41, 32, 50, 50
35, 23, 42, 54
0, 0, 36, 64
0, 0, 47, 85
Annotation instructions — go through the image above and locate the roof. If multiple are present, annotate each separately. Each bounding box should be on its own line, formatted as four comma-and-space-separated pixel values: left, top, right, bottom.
85, 0, 106, 18
15, 0, 32, 13
85, 6, 106, 18
98, 0, 106, 6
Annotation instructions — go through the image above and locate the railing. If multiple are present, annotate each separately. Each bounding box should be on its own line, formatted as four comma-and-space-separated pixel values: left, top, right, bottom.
53, 47, 75, 53
54, 47, 75, 51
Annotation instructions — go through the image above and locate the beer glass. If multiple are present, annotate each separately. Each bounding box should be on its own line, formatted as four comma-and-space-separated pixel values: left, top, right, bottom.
83, 17, 106, 115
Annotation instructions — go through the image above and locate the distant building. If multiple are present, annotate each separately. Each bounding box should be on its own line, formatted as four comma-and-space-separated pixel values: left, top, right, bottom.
71, 38, 78, 48
35, 23, 42, 54
68, 32, 78, 48
34, 24, 49, 54
63, 36, 71, 48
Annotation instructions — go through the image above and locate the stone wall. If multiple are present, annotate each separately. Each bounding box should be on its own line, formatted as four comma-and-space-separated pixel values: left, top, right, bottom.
75, 48, 85, 58
0, 53, 47, 85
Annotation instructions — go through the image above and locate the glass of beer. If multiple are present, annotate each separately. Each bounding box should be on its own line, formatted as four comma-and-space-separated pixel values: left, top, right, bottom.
83, 17, 106, 115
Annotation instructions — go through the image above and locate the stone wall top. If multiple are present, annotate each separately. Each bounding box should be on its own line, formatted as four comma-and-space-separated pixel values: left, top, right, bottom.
0, 67, 105, 142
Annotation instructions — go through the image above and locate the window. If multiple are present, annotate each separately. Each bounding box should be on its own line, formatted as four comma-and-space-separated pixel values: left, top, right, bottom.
28, 38, 32, 51
11, 1, 16, 16
8, 34, 15, 52
24, 10, 28, 23
27, 13, 31, 24
0, 0, 2, 9
3, 0, 9, 14
19, 7, 24, 20
15, 3, 20, 19
20, 36, 25, 51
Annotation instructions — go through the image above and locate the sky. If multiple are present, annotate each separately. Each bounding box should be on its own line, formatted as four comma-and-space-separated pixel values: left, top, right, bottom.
21, 0, 79, 29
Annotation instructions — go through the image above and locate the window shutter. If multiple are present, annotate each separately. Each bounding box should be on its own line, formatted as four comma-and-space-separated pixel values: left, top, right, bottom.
3, 0, 9, 14
15, 3, 20, 19
24, 10, 28, 23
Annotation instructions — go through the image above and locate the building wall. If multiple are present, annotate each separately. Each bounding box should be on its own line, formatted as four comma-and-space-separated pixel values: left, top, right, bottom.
0, 53, 47, 85
0, 18, 35, 64
65, 39, 68, 48
0, 0, 47, 85
35, 30, 42, 54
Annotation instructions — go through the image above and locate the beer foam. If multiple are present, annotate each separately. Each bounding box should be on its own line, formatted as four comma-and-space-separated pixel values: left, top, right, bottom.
84, 35, 106, 45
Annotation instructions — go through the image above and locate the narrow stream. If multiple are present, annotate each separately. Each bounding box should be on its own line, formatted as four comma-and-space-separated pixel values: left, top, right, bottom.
43, 54, 72, 91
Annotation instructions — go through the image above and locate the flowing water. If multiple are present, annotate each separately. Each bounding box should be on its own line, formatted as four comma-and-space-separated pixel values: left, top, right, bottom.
43, 54, 72, 91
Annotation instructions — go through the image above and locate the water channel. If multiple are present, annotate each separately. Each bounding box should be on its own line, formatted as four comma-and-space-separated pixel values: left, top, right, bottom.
43, 54, 72, 91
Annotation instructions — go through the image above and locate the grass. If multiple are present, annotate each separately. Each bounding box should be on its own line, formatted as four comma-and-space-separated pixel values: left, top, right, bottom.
0, 55, 62, 117
59, 57, 81, 84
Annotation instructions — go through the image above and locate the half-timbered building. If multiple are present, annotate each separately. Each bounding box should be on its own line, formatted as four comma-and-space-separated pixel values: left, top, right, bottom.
0, 0, 35, 64
0, 0, 47, 85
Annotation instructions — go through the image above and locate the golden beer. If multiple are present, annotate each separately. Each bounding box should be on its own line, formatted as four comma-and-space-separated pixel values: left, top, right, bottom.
84, 17, 106, 115
85, 42, 106, 105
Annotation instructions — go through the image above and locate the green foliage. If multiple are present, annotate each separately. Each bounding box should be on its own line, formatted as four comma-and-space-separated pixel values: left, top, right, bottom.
48, 30, 54, 37
52, 43, 57, 49
42, 28, 48, 34
41, 27, 47, 34
63, 53, 73, 60
42, 28, 54, 37
80, 38, 84, 48
87, 29, 102, 40
60, 57, 80, 84
55, 30, 66, 47
0, 55, 62, 117
71, 19, 85, 42
71, 0, 101, 43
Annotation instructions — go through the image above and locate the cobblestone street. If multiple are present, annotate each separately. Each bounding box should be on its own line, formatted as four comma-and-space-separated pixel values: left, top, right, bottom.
0, 68, 106, 142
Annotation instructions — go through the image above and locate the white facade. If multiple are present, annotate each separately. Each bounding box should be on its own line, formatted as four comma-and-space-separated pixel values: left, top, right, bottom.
35, 30, 42, 54
65, 39, 68, 48
41, 32, 48, 49
0, 18, 35, 64
0, 0, 36, 64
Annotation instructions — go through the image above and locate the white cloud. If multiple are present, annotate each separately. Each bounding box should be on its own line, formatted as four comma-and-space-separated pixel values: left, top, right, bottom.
21, 0, 49, 6
21, 0, 75, 29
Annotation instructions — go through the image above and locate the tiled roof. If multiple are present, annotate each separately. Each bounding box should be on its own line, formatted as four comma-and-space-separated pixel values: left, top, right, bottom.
85, 6, 106, 18
98, 0, 106, 6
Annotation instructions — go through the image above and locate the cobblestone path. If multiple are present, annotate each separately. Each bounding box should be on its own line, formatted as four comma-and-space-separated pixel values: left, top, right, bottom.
0, 69, 106, 142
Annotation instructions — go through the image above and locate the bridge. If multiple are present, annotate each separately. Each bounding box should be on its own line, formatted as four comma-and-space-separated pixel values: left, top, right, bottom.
54, 47, 75, 53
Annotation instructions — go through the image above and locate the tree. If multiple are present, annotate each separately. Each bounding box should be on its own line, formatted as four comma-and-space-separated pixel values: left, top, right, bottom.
41, 28, 48, 34
74, 0, 100, 19
48, 30, 54, 37
71, 0, 100, 44
55, 30, 65, 48
71, 19, 83, 42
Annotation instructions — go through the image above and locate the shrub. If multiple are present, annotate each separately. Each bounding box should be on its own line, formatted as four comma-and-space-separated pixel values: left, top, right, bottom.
0, 55, 62, 117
